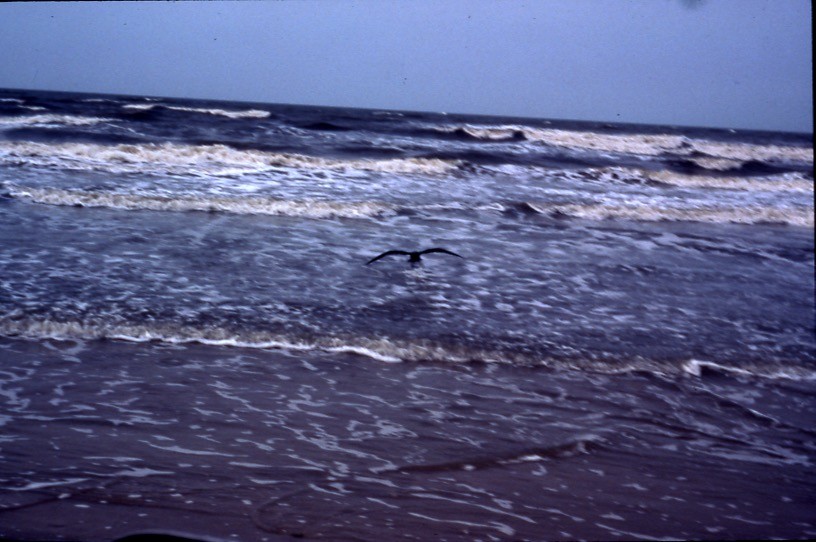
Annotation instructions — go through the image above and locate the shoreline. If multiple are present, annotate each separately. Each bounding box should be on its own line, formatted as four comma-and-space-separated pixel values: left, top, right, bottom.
1, 336, 814, 541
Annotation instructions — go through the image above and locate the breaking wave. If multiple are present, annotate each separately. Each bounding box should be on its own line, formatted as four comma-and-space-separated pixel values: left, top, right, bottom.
680, 359, 816, 381
518, 201, 813, 227
5, 183, 812, 226
0, 315, 520, 366
0, 140, 461, 177
122, 103, 271, 119
1, 315, 812, 380
433, 124, 814, 164
0, 114, 114, 129
579, 166, 814, 192
4, 185, 394, 219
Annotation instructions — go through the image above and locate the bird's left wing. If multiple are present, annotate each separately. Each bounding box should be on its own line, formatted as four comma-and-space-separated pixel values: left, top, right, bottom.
365, 250, 410, 265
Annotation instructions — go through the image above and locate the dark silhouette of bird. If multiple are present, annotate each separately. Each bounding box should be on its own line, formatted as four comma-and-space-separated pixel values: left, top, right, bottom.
365, 248, 463, 266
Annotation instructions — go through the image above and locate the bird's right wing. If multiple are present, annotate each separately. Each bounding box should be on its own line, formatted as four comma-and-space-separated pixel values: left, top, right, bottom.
365, 250, 410, 265
420, 248, 464, 258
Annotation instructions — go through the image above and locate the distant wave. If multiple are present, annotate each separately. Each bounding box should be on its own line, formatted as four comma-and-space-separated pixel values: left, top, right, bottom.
516, 201, 813, 227
648, 170, 813, 192
445, 126, 527, 142
5, 186, 395, 219
583, 166, 814, 193
0, 114, 113, 129
297, 121, 353, 132
1, 315, 812, 380
432, 124, 814, 164
122, 103, 271, 119
0, 140, 461, 177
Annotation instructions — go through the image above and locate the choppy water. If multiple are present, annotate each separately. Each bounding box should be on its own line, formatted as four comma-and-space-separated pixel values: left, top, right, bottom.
0, 89, 814, 541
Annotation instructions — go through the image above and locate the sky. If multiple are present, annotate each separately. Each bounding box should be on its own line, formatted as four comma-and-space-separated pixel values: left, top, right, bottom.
0, 0, 812, 133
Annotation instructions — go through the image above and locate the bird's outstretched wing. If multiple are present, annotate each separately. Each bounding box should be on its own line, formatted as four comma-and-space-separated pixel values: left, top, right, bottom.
365, 250, 411, 265
420, 248, 463, 258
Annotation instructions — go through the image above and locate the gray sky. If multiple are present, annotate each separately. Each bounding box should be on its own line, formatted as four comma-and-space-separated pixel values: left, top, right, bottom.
0, 0, 812, 132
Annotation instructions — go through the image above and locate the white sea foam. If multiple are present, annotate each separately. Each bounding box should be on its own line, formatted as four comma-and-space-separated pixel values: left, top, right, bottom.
9, 477, 89, 491
645, 170, 813, 192
5, 186, 395, 219
0, 315, 512, 367
691, 139, 813, 164
681, 359, 816, 381
111, 467, 175, 478
0, 140, 460, 177
438, 124, 692, 155
524, 200, 814, 227
5, 180, 811, 226
589, 166, 814, 193
434, 124, 813, 163
1, 316, 812, 380
122, 103, 270, 119
682, 358, 755, 378
139, 442, 236, 457
0, 114, 113, 128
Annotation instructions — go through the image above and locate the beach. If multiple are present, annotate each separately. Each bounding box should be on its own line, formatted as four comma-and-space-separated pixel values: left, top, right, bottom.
1, 337, 814, 541
0, 88, 813, 540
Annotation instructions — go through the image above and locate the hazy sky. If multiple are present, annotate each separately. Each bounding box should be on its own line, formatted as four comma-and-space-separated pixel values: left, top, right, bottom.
0, 0, 812, 132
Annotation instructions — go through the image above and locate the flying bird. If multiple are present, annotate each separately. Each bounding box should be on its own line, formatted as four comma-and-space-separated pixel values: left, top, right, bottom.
365, 248, 463, 266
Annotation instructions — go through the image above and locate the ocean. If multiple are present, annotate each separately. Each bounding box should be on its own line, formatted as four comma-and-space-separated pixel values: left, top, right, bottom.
0, 88, 813, 541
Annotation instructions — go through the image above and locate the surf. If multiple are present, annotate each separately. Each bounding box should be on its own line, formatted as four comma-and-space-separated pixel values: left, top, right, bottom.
0, 139, 462, 177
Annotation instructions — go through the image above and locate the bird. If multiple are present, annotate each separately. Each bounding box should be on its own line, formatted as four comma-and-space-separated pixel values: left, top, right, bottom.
365, 247, 463, 266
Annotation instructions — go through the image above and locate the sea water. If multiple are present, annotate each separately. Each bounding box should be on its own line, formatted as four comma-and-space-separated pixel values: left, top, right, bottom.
0, 89, 813, 541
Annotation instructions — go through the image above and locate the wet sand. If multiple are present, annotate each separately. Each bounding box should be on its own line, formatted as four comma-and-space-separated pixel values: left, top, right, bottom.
1, 337, 814, 541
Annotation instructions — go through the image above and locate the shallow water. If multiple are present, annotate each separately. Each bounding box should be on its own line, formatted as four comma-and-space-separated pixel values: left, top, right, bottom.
1, 338, 814, 541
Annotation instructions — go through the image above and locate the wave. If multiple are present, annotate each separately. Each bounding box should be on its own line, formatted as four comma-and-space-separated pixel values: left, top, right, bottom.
690, 139, 814, 164
648, 170, 813, 192
4, 186, 395, 219
0, 315, 511, 366
0, 114, 113, 129
373, 435, 606, 474
0, 140, 461, 177
517, 201, 813, 227
297, 121, 353, 132
681, 359, 816, 381
432, 124, 814, 164
444, 126, 527, 142
122, 103, 271, 119
5, 183, 812, 226
1, 315, 813, 381
583, 166, 814, 193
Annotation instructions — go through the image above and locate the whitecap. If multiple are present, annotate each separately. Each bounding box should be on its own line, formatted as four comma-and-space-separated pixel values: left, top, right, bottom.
0, 114, 113, 129
5, 185, 395, 219
0, 140, 460, 177
123, 103, 271, 119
